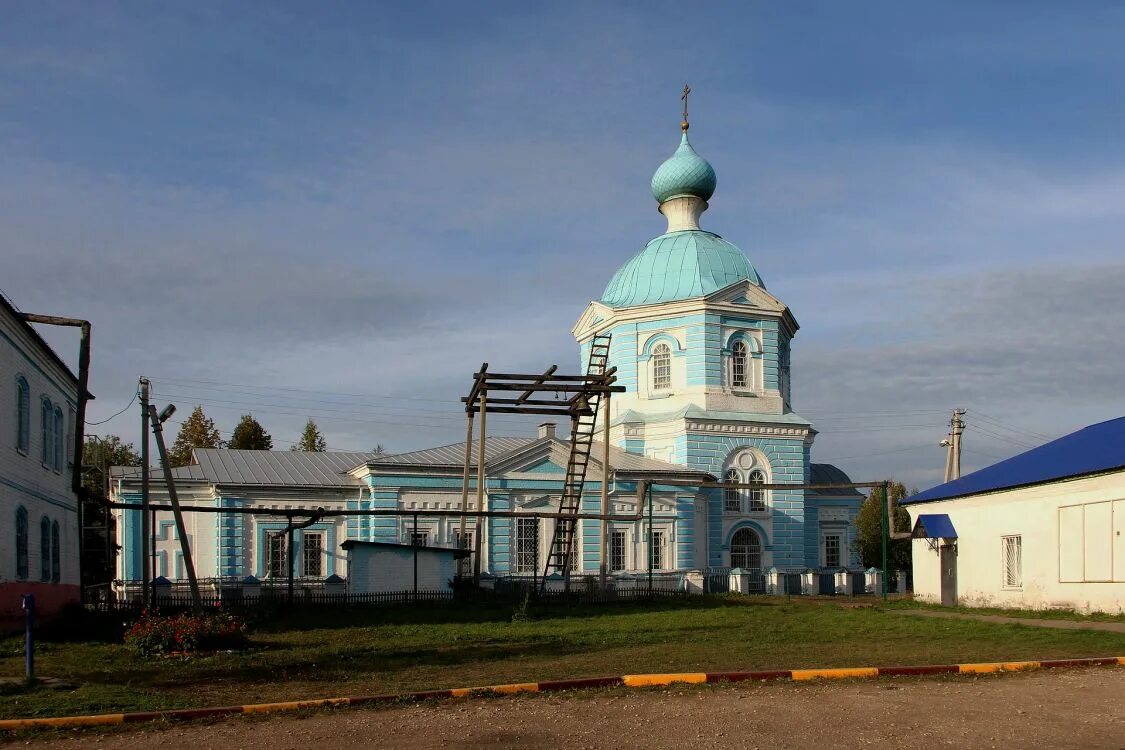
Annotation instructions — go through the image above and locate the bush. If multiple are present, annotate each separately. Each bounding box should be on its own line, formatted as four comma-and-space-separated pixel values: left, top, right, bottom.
125, 610, 248, 656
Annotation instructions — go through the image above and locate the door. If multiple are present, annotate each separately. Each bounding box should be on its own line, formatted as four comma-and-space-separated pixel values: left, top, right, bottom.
939, 543, 957, 606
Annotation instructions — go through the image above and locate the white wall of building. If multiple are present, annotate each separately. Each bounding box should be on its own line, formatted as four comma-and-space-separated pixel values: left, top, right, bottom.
907, 471, 1125, 614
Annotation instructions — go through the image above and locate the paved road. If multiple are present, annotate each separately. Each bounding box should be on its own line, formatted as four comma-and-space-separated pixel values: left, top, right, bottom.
20, 667, 1125, 749
890, 609, 1125, 633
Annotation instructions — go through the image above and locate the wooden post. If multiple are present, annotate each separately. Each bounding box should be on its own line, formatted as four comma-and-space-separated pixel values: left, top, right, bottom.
458, 411, 474, 577
600, 392, 611, 591
148, 405, 202, 612
474, 390, 487, 584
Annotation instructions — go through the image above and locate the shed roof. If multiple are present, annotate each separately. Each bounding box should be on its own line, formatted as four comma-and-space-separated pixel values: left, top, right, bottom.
912, 514, 958, 539
904, 416, 1125, 504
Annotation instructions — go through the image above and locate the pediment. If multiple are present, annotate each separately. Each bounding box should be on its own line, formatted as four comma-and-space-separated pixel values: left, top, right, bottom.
706, 280, 787, 313
572, 301, 616, 340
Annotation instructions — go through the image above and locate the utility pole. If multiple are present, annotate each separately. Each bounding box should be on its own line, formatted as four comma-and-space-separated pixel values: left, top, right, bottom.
139, 378, 151, 607
951, 409, 965, 480
148, 404, 202, 612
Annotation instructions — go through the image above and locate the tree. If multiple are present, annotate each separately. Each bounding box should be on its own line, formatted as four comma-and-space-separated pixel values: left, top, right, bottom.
168, 405, 223, 467
82, 434, 140, 496
292, 418, 327, 452
371, 444, 386, 456
853, 480, 915, 571
229, 414, 273, 450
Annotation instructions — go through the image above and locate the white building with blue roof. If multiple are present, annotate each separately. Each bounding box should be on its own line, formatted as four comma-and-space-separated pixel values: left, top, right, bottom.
904, 417, 1125, 613
111, 115, 862, 589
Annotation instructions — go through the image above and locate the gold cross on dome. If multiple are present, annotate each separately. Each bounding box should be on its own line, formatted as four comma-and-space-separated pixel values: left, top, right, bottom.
681, 84, 691, 131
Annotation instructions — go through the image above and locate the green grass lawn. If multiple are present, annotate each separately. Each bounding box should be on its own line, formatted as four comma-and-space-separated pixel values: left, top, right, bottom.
882, 598, 1125, 623
2, 596, 1124, 721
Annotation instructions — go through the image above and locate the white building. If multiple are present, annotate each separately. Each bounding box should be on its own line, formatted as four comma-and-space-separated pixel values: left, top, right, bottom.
0, 294, 83, 626
904, 417, 1125, 614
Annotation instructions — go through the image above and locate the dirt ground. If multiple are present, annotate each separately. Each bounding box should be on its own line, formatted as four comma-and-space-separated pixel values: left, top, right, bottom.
19, 668, 1125, 749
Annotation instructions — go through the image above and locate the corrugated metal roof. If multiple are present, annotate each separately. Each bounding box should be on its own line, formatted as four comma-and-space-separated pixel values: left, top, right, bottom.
367, 437, 536, 468
913, 514, 958, 539
191, 448, 375, 486
110, 464, 207, 481
809, 463, 863, 496
905, 416, 1125, 504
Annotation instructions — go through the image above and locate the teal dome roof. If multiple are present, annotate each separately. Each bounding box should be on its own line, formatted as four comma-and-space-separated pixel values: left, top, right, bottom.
650, 132, 717, 203
600, 230, 762, 308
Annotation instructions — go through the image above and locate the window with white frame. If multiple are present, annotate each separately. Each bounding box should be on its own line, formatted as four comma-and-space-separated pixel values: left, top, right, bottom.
15, 506, 28, 580
823, 533, 842, 568
652, 343, 671, 391
410, 531, 429, 547
731, 340, 749, 389
53, 406, 64, 471
568, 524, 581, 572
266, 532, 287, 578
302, 532, 324, 577
723, 469, 741, 512
747, 469, 766, 512
514, 517, 539, 574
15, 376, 30, 454
610, 529, 626, 572
1002, 535, 1022, 589
40, 397, 52, 466
650, 530, 666, 570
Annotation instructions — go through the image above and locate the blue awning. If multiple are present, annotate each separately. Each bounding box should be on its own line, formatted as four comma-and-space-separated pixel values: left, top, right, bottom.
912, 514, 958, 539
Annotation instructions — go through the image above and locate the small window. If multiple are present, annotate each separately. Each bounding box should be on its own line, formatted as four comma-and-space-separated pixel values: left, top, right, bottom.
748, 469, 767, 512
302, 532, 324, 577
650, 530, 665, 570
514, 517, 539, 574
723, 469, 741, 512
41, 397, 52, 465
40, 516, 52, 581
823, 533, 842, 568
15, 507, 28, 579
567, 524, 581, 572
652, 343, 671, 391
15, 377, 30, 453
409, 531, 428, 548
53, 406, 65, 470
51, 521, 61, 583
266, 532, 287, 578
730, 528, 762, 570
610, 529, 626, 572
1002, 535, 1022, 589
731, 341, 749, 389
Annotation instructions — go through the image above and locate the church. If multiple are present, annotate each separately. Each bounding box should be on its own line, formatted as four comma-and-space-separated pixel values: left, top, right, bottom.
112, 113, 862, 588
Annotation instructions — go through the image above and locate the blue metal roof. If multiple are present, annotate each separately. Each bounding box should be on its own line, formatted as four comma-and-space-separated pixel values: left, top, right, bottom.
904, 416, 1125, 504
912, 514, 957, 539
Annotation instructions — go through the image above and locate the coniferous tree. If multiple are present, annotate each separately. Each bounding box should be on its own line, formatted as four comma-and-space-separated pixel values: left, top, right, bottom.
168, 406, 223, 467
852, 480, 915, 570
292, 418, 327, 452
229, 414, 273, 450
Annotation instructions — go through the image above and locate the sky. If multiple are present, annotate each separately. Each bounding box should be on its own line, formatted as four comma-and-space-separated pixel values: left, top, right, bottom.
3, 1, 1124, 490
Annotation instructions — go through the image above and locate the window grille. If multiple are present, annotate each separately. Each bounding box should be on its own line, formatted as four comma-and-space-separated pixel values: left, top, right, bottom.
723, 469, 741, 512
302, 532, 324, 577
410, 531, 428, 548
15, 507, 28, 580
514, 517, 539, 574
266, 532, 287, 578
652, 344, 671, 390
730, 528, 762, 570
51, 521, 61, 583
15, 377, 30, 453
610, 530, 626, 572
569, 524, 581, 572
40, 516, 51, 581
731, 340, 749, 388
1002, 535, 1022, 588
650, 530, 665, 570
748, 469, 767, 512
823, 533, 841, 568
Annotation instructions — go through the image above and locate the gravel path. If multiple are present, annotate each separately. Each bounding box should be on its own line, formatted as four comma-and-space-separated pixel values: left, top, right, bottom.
20, 667, 1125, 749
890, 609, 1125, 633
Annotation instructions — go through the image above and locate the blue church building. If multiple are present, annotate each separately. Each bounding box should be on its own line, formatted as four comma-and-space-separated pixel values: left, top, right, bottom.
112, 117, 862, 587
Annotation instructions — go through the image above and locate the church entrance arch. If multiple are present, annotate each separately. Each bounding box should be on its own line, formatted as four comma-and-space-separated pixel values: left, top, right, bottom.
730, 527, 762, 570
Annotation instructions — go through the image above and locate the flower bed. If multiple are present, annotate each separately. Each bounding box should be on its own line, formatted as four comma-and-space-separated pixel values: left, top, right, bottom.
125, 610, 249, 656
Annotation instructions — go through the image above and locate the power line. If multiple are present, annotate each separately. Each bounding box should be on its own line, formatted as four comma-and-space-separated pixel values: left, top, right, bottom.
86, 390, 138, 426
967, 410, 1054, 442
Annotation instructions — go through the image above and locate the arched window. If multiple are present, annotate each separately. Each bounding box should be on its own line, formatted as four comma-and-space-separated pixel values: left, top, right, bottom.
15, 376, 30, 453
652, 343, 671, 391
53, 406, 64, 470
40, 397, 52, 465
723, 469, 741, 512
15, 507, 29, 580
40, 516, 51, 581
748, 469, 767, 512
730, 528, 762, 570
51, 521, 61, 583
731, 341, 749, 389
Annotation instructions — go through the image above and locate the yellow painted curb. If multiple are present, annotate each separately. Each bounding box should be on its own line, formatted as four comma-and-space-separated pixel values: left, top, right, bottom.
622, 673, 707, 687
791, 667, 879, 681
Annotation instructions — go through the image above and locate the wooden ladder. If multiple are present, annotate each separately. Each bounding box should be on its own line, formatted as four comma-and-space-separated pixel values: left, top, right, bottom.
541, 334, 612, 588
